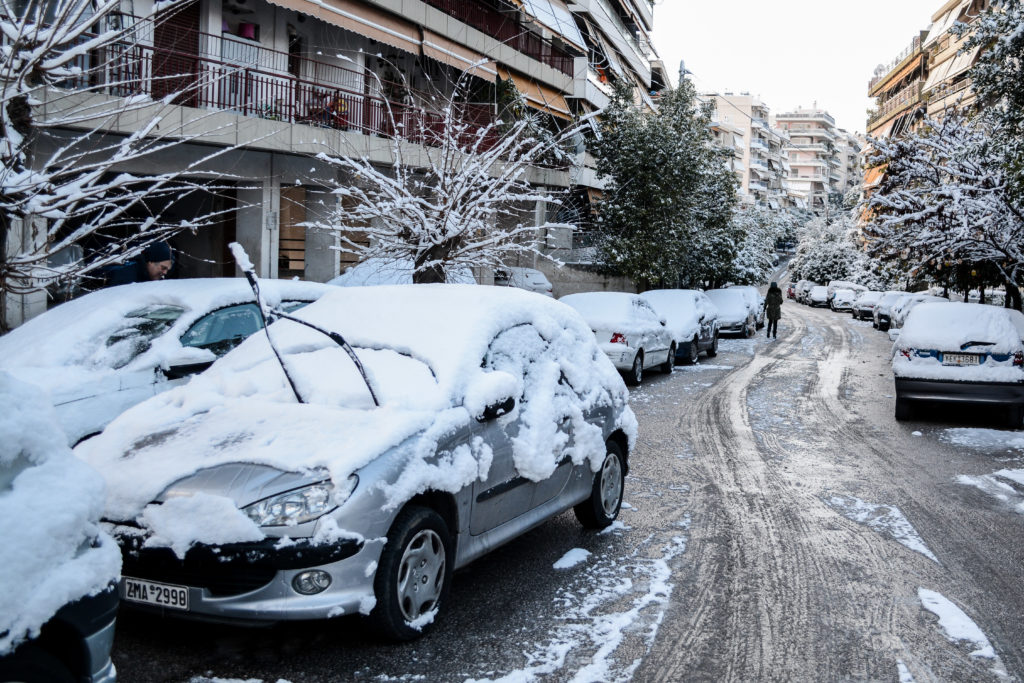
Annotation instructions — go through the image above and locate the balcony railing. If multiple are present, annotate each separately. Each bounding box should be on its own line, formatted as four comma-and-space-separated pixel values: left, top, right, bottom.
868, 81, 923, 126
868, 35, 923, 90
421, 0, 575, 75
66, 15, 500, 149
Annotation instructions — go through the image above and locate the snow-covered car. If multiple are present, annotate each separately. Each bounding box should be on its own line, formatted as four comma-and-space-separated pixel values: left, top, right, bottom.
0, 373, 121, 683
889, 293, 949, 334
826, 280, 867, 302
0, 279, 332, 446
728, 285, 766, 329
807, 286, 830, 307
77, 285, 637, 640
892, 302, 1024, 425
830, 288, 858, 312
873, 291, 908, 330
786, 283, 796, 300
706, 289, 755, 337
852, 290, 883, 320
494, 266, 554, 297
560, 292, 674, 385
328, 258, 476, 286
795, 280, 817, 304
640, 289, 720, 364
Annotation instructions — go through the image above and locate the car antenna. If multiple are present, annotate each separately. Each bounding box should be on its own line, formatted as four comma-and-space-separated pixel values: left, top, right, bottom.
229, 243, 380, 408
230, 243, 305, 404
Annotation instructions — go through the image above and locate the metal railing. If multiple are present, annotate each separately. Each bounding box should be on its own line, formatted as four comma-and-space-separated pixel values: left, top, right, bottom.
868, 35, 923, 90
421, 0, 575, 75
868, 81, 923, 126
67, 15, 500, 148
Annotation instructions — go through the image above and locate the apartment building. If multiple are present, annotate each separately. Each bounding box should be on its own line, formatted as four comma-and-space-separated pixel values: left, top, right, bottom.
834, 130, 864, 198
866, 31, 929, 141
924, 0, 990, 118
775, 107, 844, 212
703, 93, 794, 209
10, 0, 663, 324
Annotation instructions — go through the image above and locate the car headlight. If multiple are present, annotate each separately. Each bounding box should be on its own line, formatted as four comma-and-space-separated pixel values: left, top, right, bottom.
243, 476, 357, 527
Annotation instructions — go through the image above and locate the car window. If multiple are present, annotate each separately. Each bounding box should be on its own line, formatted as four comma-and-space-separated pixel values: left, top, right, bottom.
104, 305, 187, 369
280, 299, 314, 314
634, 299, 660, 323
180, 303, 264, 356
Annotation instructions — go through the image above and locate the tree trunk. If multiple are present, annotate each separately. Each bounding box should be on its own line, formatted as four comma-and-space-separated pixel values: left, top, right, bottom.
1006, 281, 1022, 312
412, 244, 449, 284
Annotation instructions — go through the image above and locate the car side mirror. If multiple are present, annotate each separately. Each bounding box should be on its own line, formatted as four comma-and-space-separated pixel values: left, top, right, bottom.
478, 396, 516, 422
160, 361, 214, 380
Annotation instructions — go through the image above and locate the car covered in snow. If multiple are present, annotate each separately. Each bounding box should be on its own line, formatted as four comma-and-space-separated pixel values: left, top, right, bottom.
328, 258, 476, 286
807, 286, 830, 307
826, 280, 867, 302
728, 285, 766, 329
873, 291, 909, 330
889, 293, 950, 336
0, 279, 332, 446
830, 288, 858, 312
892, 302, 1024, 425
0, 373, 121, 683
852, 290, 883, 320
77, 285, 637, 640
640, 289, 720, 364
560, 292, 674, 385
706, 288, 755, 337
494, 266, 554, 297
795, 280, 817, 304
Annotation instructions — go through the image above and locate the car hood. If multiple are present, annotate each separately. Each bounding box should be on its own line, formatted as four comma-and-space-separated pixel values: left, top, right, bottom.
77, 397, 445, 522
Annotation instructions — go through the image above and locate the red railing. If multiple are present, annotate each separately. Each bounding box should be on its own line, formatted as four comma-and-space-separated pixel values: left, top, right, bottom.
76, 17, 500, 148
420, 0, 575, 75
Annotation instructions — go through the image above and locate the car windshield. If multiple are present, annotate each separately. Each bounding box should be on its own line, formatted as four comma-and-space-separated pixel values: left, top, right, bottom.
103, 305, 187, 369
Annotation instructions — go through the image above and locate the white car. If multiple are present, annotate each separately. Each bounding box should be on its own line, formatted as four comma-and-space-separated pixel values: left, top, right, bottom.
494, 266, 554, 297
728, 285, 766, 329
852, 290, 883, 320
830, 288, 858, 312
0, 278, 332, 445
77, 285, 637, 639
706, 289, 755, 337
893, 302, 1024, 425
641, 289, 721, 364
807, 285, 830, 307
560, 292, 674, 385
873, 291, 908, 330
826, 280, 867, 301
889, 293, 949, 335
0, 373, 121, 682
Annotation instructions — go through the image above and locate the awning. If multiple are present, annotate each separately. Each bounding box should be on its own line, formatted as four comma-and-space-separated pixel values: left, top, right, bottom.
520, 0, 587, 51
266, 0, 420, 55
590, 22, 625, 77
421, 29, 495, 80
863, 164, 886, 189
869, 116, 896, 140
922, 55, 953, 93
924, 0, 970, 47
498, 67, 572, 120
947, 44, 981, 79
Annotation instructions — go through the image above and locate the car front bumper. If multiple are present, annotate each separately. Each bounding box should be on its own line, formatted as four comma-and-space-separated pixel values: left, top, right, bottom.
895, 377, 1024, 406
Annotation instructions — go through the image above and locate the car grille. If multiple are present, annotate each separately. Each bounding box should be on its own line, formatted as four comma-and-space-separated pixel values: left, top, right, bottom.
122, 546, 279, 597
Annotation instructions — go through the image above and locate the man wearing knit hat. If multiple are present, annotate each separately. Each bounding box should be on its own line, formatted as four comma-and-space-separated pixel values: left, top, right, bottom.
101, 241, 174, 287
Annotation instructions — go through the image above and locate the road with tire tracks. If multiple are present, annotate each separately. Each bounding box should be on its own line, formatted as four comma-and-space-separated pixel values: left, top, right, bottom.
111, 293, 1024, 682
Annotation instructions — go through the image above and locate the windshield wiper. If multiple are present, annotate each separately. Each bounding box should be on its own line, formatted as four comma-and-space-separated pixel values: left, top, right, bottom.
961, 340, 996, 350
230, 243, 380, 407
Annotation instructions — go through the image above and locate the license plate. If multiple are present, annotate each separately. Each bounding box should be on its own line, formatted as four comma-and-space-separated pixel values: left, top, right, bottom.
942, 353, 980, 366
122, 577, 189, 610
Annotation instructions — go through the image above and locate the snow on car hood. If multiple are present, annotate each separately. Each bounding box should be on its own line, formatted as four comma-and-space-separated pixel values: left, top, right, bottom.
0, 373, 120, 656
77, 285, 636, 530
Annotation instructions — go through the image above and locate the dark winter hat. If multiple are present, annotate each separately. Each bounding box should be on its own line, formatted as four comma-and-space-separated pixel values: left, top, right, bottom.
143, 241, 172, 263
770, 281, 778, 288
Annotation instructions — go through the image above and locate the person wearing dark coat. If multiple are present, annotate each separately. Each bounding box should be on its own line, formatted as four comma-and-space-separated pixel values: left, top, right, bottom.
764, 281, 783, 339
101, 241, 174, 287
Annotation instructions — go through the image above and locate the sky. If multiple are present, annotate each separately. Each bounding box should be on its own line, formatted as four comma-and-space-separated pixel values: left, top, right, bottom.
649, 0, 942, 135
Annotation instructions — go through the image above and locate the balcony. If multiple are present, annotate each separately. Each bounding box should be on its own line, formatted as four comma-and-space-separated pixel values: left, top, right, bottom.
779, 111, 835, 126
868, 35, 923, 92
421, 0, 575, 75
868, 80, 923, 126
67, 15, 500, 147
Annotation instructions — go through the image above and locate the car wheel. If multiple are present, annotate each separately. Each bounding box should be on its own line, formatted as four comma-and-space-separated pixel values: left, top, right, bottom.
0, 644, 76, 683
894, 398, 912, 421
706, 332, 719, 357
661, 344, 676, 373
574, 441, 626, 529
686, 337, 699, 365
745, 320, 754, 338
370, 506, 453, 641
626, 352, 643, 385
1007, 405, 1024, 429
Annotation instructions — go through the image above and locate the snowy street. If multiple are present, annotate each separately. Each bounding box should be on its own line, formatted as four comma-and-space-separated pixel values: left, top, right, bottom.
107, 298, 1024, 682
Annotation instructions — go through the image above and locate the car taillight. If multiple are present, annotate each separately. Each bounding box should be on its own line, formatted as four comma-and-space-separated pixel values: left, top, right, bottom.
1015, 352, 1023, 367
900, 348, 911, 359
610, 333, 627, 345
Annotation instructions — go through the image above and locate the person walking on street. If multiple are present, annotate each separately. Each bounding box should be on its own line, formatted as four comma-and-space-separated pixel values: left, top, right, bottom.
764, 281, 783, 339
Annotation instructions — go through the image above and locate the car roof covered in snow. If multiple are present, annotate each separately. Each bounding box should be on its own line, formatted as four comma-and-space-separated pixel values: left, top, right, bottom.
560, 292, 658, 330
899, 302, 1024, 354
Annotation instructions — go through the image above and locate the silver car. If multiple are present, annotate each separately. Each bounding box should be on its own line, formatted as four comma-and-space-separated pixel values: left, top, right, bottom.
78, 285, 636, 640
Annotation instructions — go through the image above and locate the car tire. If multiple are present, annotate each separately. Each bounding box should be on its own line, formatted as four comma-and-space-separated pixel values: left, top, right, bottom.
706, 333, 719, 357
686, 338, 699, 365
661, 344, 676, 373
626, 353, 643, 386
370, 506, 453, 641
0, 644, 76, 683
894, 398, 912, 421
574, 441, 626, 529
1007, 405, 1024, 429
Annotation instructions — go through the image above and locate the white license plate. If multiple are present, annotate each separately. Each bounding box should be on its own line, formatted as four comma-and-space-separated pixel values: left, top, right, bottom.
942, 353, 981, 366
123, 577, 189, 610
